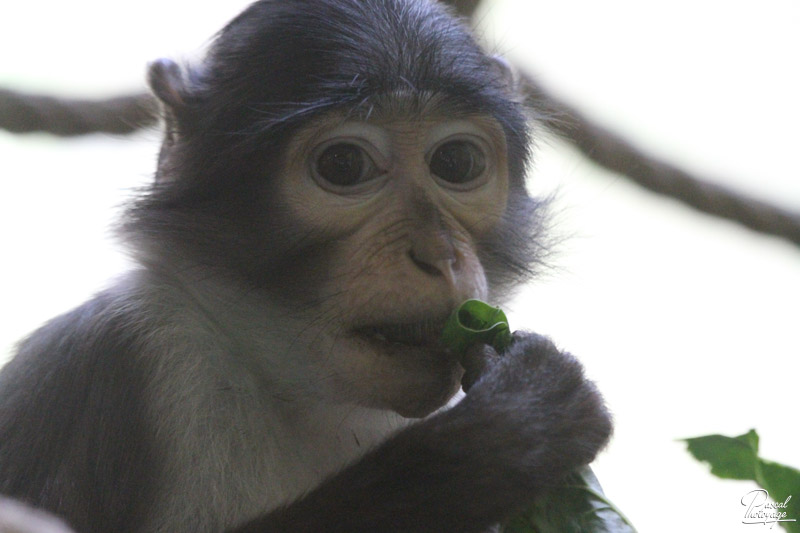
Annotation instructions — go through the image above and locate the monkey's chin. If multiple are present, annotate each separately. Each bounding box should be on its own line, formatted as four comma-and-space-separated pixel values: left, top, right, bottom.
347, 331, 463, 419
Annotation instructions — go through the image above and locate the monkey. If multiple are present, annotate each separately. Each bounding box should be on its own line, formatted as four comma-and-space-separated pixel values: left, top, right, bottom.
0, 0, 612, 532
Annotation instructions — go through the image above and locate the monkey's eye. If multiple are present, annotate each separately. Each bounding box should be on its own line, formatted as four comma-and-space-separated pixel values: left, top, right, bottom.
314, 143, 380, 188
429, 140, 487, 186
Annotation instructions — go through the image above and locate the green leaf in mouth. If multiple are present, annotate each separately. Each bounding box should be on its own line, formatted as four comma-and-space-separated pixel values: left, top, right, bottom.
440, 299, 512, 355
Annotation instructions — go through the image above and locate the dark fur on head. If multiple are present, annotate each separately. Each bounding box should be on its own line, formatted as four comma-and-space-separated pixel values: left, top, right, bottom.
128, 0, 546, 301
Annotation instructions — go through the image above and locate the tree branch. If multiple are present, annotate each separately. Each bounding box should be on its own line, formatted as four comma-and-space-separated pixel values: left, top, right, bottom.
523, 77, 800, 246
0, 88, 157, 136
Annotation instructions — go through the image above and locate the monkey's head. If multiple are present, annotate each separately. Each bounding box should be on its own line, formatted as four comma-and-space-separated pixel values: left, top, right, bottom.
130, 0, 548, 418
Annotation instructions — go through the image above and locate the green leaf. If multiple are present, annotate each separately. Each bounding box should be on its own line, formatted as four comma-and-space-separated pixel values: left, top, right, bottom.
440, 299, 512, 355
684, 430, 800, 533
755, 460, 800, 533
504, 467, 637, 533
683, 430, 759, 480
758, 460, 800, 503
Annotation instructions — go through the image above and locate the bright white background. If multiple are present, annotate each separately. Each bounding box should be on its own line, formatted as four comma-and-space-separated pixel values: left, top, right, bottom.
1, 1, 798, 531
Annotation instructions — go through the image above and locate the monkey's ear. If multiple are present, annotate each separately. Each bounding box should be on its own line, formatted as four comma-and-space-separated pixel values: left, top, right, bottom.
147, 58, 189, 141
491, 55, 521, 95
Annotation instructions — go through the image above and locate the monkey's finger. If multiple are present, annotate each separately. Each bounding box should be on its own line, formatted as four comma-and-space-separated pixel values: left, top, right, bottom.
460, 343, 501, 392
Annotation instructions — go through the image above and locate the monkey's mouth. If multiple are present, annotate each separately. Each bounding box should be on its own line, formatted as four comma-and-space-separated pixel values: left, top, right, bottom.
353, 320, 446, 350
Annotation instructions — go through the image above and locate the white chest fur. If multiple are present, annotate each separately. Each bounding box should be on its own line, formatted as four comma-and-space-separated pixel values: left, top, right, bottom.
128, 274, 409, 532
148, 382, 406, 532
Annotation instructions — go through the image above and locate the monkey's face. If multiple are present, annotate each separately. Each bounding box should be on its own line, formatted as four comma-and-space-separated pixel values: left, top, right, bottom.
278, 107, 510, 418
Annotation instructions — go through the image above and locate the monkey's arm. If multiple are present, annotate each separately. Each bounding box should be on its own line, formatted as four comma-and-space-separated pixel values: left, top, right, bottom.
0, 294, 158, 533
230, 333, 612, 533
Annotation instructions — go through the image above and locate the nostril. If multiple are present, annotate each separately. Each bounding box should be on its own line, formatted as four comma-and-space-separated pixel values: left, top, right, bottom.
408, 250, 459, 286
409, 250, 443, 277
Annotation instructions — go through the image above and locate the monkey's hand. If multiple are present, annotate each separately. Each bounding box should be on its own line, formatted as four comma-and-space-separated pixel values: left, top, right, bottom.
232, 332, 611, 533
457, 331, 612, 484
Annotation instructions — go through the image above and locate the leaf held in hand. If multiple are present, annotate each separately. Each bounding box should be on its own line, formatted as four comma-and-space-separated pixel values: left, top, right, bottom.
504, 467, 637, 533
441, 302, 636, 532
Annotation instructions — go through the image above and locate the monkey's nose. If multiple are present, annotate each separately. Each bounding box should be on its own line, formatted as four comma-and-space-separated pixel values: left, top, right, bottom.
410, 252, 457, 283
408, 238, 459, 286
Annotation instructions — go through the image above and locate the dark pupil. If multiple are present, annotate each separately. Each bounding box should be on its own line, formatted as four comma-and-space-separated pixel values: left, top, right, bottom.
430, 141, 485, 184
316, 144, 364, 186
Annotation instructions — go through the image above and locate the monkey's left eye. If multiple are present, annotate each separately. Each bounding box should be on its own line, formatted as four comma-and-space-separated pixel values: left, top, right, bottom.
429, 140, 487, 186
313, 143, 380, 188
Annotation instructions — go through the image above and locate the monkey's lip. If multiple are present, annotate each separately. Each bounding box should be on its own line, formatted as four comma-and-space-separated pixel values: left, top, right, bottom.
352, 319, 446, 349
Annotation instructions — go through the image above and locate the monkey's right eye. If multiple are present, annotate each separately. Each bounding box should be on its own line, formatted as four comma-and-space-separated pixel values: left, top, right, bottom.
313, 143, 380, 189
429, 139, 487, 187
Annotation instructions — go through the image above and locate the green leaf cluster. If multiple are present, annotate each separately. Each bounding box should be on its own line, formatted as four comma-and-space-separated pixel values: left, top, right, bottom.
684, 429, 800, 533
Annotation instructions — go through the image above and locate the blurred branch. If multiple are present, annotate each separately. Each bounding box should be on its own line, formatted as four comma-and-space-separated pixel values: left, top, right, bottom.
524, 79, 800, 246
0, 0, 798, 247
0, 88, 157, 136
